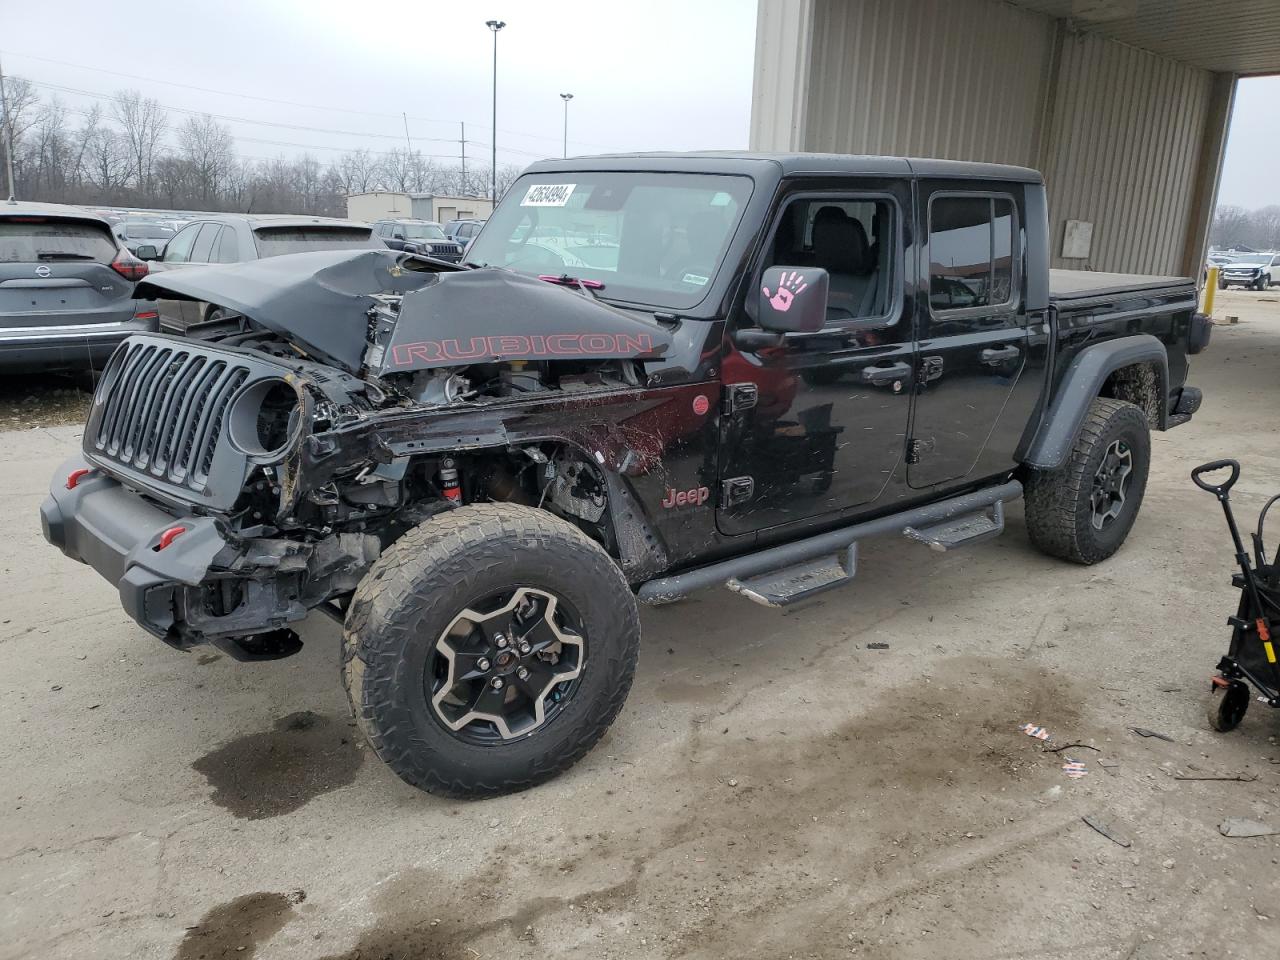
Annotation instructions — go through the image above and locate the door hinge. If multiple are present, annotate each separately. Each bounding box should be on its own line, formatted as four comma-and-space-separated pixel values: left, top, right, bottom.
723, 382, 758, 414
906, 439, 924, 465
721, 476, 755, 506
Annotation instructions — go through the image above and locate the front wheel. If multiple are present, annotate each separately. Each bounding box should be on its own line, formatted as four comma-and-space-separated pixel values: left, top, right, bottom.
1207, 679, 1250, 732
1024, 397, 1151, 564
342, 504, 640, 798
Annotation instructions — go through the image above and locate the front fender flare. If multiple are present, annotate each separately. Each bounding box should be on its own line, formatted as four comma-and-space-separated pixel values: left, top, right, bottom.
1023, 334, 1168, 470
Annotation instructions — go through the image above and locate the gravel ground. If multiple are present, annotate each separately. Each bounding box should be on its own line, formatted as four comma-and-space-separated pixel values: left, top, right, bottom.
1, 289, 1278, 960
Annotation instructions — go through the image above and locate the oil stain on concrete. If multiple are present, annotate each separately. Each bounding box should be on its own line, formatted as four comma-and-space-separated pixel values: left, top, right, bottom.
191, 711, 364, 820
174, 891, 301, 960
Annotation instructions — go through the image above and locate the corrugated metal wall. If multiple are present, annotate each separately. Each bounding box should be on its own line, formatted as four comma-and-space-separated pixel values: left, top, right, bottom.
1042, 29, 1215, 274
749, 0, 816, 151
800, 0, 1054, 165
749, 0, 1229, 277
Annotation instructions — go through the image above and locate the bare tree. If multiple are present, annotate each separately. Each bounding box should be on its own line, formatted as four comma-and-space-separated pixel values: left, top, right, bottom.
178, 113, 234, 204
112, 89, 168, 193
337, 149, 382, 195
27, 96, 70, 193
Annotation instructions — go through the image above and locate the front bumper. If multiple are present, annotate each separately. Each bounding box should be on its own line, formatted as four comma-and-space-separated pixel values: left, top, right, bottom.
41, 456, 230, 639
40, 456, 315, 651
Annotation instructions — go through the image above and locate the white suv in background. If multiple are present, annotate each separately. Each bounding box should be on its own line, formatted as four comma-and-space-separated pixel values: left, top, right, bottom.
1219, 253, 1280, 290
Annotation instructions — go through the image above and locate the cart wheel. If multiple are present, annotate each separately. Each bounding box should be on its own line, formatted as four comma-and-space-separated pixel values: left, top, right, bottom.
1207, 680, 1251, 732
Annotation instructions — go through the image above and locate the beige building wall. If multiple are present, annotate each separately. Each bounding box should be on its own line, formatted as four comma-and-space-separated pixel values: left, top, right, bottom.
748, 0, 1236, 277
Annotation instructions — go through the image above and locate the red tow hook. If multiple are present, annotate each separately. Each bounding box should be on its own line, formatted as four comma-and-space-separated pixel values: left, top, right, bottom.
66, 468, 93, 490
154, 526, 187, 551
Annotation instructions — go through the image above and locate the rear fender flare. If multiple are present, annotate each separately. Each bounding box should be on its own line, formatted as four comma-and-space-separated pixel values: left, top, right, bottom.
1023, 334, 1168, 470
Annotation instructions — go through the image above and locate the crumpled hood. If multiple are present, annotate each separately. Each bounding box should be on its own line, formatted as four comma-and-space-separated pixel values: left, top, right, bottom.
135, 249, 671, 376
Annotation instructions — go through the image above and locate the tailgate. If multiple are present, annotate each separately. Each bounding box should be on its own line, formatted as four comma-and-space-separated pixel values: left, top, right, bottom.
0, 218, 134, 326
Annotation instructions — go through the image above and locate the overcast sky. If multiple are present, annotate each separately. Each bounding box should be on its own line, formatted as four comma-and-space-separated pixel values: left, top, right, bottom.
1215, 76, 1280, 209
1, 0, 1275, 208
0, 0, 759, 168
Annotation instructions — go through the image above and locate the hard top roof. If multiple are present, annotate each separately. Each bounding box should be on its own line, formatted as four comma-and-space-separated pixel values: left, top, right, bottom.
523, 151, 1043, 183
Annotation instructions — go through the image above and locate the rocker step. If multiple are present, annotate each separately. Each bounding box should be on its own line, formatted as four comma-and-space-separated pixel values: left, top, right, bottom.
726, 545, 857, 607
903, 502, 1005, 552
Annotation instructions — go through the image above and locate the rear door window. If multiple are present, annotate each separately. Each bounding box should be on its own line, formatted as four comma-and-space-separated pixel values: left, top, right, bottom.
189, 223, 221, 264
252, 226, 379, 258
0, 218, 117, 263
214, 226, 240, 263
928, 195, 1018, 313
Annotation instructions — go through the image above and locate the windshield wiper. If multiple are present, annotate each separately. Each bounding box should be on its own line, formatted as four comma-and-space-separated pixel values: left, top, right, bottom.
36, 252, 96, 261
538, 273, 606, 294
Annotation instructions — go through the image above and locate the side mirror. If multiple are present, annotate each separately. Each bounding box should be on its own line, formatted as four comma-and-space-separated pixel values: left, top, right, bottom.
757, 266, 828, 334
135, 244, 159, 261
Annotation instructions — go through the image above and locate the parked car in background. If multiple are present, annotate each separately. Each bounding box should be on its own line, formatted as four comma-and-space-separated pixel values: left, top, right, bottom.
1218, 253, 1279, 290
372, 219, 464, 262
116, 219, 176, 257
0, 200, 155, 373
140, 214, 383, 333
443, 217, 485, 247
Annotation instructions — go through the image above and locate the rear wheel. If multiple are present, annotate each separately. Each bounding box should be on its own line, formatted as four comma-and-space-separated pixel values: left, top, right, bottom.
342, 504, 640, 797
1024, 397, 1150, 564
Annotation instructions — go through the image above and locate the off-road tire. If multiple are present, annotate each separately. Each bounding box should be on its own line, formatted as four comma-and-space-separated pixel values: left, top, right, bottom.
342, 503, 640, 798
1024, 397, 1150, 565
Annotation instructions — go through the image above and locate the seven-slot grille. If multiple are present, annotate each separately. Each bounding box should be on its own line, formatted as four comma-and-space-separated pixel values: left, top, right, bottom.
91, 341, 250, 492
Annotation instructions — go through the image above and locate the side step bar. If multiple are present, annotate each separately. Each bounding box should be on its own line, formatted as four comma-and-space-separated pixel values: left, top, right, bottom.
637, 480, 1022, 606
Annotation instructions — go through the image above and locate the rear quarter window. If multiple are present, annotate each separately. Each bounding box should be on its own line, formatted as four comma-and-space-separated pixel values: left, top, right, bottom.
252, 226, 379, 258
0, 218, 118, 263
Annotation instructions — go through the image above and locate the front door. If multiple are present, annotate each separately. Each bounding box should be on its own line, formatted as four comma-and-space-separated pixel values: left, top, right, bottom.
717, 181, 915, 536
908, 184, 1029, 489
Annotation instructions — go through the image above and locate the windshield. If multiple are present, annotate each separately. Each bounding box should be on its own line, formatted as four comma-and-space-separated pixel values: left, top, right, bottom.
402, 223, 446, 240
467, 172, 752, 309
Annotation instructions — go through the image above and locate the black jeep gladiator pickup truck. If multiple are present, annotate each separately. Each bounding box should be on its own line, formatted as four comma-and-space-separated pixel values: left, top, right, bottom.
41, 153, 1211, 797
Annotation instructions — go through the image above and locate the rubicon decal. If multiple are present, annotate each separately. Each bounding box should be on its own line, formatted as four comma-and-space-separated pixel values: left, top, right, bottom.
661, 486, 710, 509
389, 333, 656, 367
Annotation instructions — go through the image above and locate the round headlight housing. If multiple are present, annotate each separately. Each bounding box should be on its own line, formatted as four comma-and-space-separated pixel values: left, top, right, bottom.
226, 377, 303, 462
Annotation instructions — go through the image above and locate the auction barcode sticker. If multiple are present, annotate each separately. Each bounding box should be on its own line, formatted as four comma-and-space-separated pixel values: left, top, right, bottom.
521, 183, 576, 207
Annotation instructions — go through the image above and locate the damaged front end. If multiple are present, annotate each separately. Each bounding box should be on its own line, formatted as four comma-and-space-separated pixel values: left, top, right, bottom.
43, 250, 676, 659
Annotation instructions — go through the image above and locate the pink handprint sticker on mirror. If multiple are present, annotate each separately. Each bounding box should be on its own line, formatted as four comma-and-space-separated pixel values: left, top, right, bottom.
761, 270, 809, 313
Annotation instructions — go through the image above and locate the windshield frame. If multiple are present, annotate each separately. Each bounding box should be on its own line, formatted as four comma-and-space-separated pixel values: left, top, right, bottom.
468, 170, 756, 313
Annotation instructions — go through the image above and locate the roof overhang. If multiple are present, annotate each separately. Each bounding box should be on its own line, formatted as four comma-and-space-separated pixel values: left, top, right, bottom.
1008, 0, 1280, 75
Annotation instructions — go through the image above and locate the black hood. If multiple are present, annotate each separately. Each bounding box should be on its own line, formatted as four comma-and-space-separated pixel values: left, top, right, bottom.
136, 249, 671, 376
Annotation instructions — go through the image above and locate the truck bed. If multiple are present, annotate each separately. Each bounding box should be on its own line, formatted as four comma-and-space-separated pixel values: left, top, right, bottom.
1049, 268, 1193, 302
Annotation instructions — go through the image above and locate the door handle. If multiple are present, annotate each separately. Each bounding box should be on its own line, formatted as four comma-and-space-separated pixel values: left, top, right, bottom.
861, 361, 912, 385
981, 345, 1021, 365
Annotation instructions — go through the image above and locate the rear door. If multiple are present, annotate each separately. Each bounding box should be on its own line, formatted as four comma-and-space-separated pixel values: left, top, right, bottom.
152, 222, 203, 332
908, 183, 1030, 488
717, 179, 915, 535
0, 215, 134, 331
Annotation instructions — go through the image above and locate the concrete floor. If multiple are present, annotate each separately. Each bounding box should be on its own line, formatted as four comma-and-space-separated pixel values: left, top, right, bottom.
2, 289, 1279, 960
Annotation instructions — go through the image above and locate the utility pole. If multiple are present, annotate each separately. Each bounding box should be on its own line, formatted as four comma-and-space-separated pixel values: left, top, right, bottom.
0, 52, 17, 201
402, 112, 412, 153
560, 93, 573, 158
460, 121, 466, 195
485, 19, 506, 203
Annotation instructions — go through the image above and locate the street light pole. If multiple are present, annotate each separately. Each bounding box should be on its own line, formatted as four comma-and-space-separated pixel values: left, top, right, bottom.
485, 19, 505, 203
560, 93, 573, 158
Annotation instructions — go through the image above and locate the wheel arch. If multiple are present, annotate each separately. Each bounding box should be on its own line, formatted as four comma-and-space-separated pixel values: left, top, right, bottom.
1023, 334, 1168, 470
